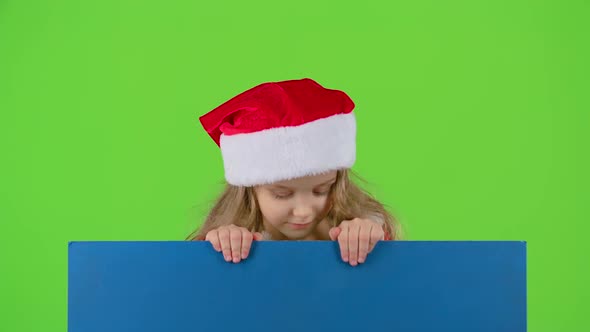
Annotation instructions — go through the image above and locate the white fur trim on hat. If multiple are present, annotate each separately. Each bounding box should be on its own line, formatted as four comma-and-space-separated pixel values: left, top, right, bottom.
220, 112, 356, 186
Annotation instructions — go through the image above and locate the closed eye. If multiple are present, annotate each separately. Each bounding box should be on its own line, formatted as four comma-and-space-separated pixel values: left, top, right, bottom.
272, 191, 329, 200
273, 193, 292, 200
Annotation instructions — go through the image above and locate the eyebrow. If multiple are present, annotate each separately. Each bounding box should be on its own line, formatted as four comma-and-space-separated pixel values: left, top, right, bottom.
270, 177, 337, 190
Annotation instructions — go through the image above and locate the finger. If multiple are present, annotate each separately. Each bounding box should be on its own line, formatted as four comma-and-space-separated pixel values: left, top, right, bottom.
358, 224, 371, 264
218, 228, 232, 262
253, 232, 264, 241
205, 230, 221, 252
337, 225, 349, 262
241, 230, 254, 259
368, 225, 385, 252
348, 223, 360, 266
229, 228, 243, 263
329, 227, 341, 241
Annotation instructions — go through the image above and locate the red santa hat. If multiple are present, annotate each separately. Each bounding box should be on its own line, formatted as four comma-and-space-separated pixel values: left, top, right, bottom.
199, 78, 356, 186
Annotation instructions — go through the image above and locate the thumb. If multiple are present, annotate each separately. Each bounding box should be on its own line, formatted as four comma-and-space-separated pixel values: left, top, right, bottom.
253, 232, 264, 241
329, 227, 341, 241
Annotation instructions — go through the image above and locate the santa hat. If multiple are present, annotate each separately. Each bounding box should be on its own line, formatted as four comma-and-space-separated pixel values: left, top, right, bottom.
199, 78, 356, 186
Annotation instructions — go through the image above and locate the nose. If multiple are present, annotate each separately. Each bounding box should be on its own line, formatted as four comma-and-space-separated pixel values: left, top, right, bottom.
292, 197, 314, 219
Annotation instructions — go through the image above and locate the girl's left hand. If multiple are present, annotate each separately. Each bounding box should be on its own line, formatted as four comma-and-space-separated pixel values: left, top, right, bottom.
329, 217, 384, 266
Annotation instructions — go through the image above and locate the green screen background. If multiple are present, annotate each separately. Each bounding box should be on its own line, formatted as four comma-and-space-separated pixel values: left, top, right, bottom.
1, 1, 588, 331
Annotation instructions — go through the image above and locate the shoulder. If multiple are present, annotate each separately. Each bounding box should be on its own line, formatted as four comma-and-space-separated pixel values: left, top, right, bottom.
363, 213, 384, 225
261, 231, 274, 240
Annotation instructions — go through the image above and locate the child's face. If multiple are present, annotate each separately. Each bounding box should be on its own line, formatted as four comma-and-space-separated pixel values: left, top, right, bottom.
254, 170, 337, 240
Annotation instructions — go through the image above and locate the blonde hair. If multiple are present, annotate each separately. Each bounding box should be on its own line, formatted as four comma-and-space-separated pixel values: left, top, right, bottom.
187, 169, 402, 240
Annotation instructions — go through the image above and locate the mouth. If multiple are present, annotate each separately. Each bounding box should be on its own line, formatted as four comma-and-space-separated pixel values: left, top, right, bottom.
287, 221, 313, 229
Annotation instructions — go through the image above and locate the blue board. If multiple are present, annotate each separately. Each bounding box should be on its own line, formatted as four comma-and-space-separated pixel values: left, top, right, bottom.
68, 241, 526, 331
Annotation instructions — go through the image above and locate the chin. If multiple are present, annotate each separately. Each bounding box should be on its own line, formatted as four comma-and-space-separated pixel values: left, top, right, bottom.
281, 229, 312, 240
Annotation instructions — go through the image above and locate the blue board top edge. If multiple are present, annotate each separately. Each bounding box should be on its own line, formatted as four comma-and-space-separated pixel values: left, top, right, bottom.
69, 240, 526, 244
68, 240, 527, 248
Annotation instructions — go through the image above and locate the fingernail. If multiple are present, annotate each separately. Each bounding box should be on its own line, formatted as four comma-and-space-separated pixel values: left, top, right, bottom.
224, 255, 231, 261
351, 260, 357, 266
242, 252, 248, 259
342, 256, 349, 262
358, 257, 365, 263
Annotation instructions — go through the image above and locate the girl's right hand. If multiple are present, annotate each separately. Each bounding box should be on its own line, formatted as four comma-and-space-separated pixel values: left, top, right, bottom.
205, 225, 263, 263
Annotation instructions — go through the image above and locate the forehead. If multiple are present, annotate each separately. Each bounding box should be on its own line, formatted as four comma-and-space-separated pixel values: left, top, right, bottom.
266, 171, 337, 189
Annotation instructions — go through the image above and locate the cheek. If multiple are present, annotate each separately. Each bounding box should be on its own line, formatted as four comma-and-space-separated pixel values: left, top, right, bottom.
316, 197, 331, 213
258, 197, 289, 223
313, 192, 330, 205
312, 197, 327, 209
262, 205, 286, 221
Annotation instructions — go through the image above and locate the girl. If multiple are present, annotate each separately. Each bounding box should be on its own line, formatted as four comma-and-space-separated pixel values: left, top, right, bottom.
188, 78, 402, 266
